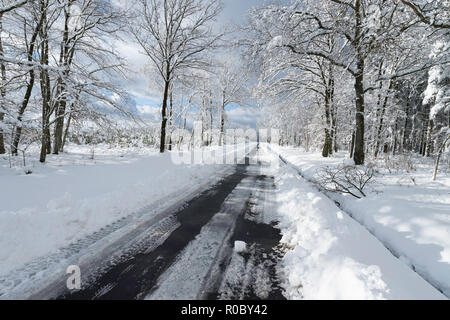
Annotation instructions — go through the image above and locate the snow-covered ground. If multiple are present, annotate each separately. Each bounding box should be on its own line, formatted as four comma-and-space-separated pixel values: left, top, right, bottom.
0, 144, 249, 280
1, 143, 447, 300
268, 145, 449, 299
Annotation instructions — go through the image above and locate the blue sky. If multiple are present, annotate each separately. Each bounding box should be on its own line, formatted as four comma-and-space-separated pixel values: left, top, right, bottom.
220, 0, 265, 23
121, 0, 270, 129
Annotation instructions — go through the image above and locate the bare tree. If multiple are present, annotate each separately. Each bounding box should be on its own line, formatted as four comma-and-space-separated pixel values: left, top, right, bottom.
433, 133, 450, 181
246, 0, 440, 165
216, 59, 248, 146
51, 0, 126, 155
0, 1, 29, 154
131, 0, 224, 153
10, 1, 45, 156
399, 0, 450, 29
315, 164, 376, 199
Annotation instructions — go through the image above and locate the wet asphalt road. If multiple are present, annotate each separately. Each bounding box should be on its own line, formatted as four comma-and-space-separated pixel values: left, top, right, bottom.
58, 152, 285, 300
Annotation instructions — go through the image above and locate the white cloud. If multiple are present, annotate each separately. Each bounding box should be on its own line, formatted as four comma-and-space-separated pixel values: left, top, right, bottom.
113, 39, 162, 103
226, 107, 260, 128
137, 105, 161, 122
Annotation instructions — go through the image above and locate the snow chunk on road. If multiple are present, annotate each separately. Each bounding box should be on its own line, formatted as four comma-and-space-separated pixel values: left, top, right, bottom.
234, 241, 247, 254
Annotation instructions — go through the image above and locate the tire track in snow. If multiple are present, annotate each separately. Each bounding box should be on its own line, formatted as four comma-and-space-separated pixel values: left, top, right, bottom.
0, 165, 233, 300
212, 174, 286, 300
57, 163, 251, 300
148, 162, 286, 300
146, 175, 257, 300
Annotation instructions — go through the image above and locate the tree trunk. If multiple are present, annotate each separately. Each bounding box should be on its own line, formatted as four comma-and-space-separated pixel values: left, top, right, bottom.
401, 103, 410, 152
61, 111, 72, 152
352, 0, 365, 165
353, 60, 365, 165
53, 98, 66, 154
39, 1, 51, 163
45, 126, 51, 153
333, 124, 338, 153
433, 135, 450, 181
331, 102, 338, 153
0, 112, 4, 154
11, 75, 36, 156
40, 122, 50, 163
219, 93, 225, 147
209, 97, 213, 146
160, 77, 170, 153
329, 64, 335, 154
419, 110, 429, 156
322, 128, 332, 157
53, 4, 75, 154
322, 65, 334, 158
11, 8, 44, 156
426, 119, 434, 157
352, 1, 365, 164
374, 80, 393, 158
305, 127, 310, 152
322, 98, 332, 157
350, 130, 356, 159
0, 14, 6, 154
392, 116, 399, 156
168, 86, 173, 151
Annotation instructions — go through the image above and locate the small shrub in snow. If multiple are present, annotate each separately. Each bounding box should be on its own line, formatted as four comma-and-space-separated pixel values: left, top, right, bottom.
314, 164, 376, 199
383, 153, 416, 174
395, 175, 417, 187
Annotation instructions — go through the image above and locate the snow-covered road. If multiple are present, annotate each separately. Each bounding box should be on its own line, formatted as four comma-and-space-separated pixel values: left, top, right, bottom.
28, 149, 285, 300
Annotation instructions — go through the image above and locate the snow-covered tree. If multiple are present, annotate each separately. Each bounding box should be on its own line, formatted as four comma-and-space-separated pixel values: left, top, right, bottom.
215, 58, 249, 146
244, 0, 444, 164
130, 0, 224, 153
0, 0, 29, 154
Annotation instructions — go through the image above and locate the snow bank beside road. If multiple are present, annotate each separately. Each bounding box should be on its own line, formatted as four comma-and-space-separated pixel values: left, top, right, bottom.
262, 147, 445, 299
274, 146, 450, 297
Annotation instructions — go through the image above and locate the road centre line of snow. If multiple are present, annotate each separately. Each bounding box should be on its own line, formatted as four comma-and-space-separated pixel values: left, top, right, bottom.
147, 175, 257, 300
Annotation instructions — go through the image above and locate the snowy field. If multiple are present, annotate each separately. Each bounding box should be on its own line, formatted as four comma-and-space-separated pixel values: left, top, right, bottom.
269, 145, 449, 299
0, 144, 250, 280
1, 143, 448, 300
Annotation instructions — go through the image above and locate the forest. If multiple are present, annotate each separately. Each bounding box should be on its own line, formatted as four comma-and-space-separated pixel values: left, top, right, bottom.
0, 0, 448, 176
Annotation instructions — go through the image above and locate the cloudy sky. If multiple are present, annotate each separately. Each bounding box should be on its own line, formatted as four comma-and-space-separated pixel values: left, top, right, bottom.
117, 0, 271, 129
220, 0, 265, 23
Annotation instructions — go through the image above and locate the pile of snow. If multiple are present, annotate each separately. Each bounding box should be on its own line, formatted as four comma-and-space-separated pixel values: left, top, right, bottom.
234, 241, 247, 254
273, 146, 450, 298
266, 148, 445, 299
